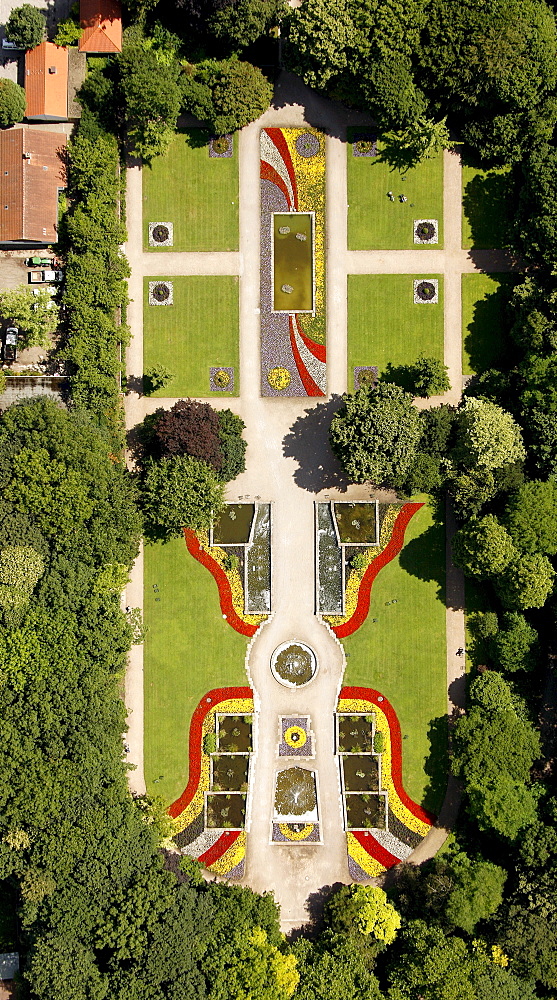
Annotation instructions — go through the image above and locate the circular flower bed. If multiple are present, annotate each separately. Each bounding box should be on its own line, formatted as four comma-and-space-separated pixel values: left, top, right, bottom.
415, 280, 436, 301
271, 641, 317, 687
284, 725, 307, 749
267, 367, 291, 391
415, 221, 436, 242
295, 132, 320, 158
213, 369, 231, 389
152, 224, 170, 244
152, 282, 170, 302
278, 822, 315, 841
209, 135, 233, 157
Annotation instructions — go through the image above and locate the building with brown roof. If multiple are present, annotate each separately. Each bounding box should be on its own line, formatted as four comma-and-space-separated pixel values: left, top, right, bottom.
78, 0, 122, 53
25, 42, 69, 122
0, 128, 67, 246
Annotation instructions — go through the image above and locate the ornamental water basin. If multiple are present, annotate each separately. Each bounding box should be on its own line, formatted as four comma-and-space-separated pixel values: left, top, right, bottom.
272, 212, 314, 313
270, 640, 318, 688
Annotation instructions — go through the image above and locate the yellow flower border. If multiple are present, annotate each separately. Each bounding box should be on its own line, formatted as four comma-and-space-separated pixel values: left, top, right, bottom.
196, 529, 267, 628
282, 128, 326, 347
278, 823, 315, 841
338, 697, 431, 838
347, 832, 387, 877
171, 696, 254, 835
324, 504, 400, 627
206, 830, 247, 876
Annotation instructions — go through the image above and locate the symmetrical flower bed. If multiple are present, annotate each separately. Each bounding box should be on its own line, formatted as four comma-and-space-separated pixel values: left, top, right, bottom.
209, 135, 233, 158
148, 222, 174, 247
183, 528, 267, 636
353, 365, 378, 390
278, 716, 314, 757
323, 503, 423, 636
272, 822, 320, 843
148, 280, 173, 305
260, 127, 326, 396
413, 279, 438, 304
169, 688, 254, 878
338, 688, 435, 881
351, 130, 377, 157
209, 366, 235, 392
414, 219, 438, 244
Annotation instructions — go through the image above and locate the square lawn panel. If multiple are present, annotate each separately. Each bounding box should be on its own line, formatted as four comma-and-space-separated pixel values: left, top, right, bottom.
143, 128, 238, 251
347, 135, 443, 250
143, 275, 239, 397
342, 501, 447, 812
143, 537, 249, 807
461, 162, 515, 249
348, 274, 444, 390
461, 273, 512, 379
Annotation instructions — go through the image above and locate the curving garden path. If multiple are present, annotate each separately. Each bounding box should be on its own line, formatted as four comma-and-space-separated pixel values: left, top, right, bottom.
122, 71, 524, 931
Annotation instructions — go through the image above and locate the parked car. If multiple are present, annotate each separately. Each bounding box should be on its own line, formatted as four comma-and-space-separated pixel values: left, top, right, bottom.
26, 256, 52, 267
1, 39, 20, 50
4, 328, 18, 362
29, 269, 63, 284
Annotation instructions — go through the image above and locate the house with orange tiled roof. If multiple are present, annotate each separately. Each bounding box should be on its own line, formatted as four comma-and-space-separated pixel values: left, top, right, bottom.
25, 42, 68, 122
78, 0, 122, 53
0, 128, 67, 246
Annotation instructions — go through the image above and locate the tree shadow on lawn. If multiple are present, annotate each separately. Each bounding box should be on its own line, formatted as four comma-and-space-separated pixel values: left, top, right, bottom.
282, 396, 353, 493
462, 171, 515, 250
422, 715, 449, 816
398, 519, 446, 604
463, 285, 512, 376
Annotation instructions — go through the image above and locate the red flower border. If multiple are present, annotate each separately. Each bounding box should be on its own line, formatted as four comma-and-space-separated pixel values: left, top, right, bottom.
198, 830, 241, 867
333, 503, 423, 638
352, 831, 401, 868
169, 686, 253, 820
289, 317, 325, 397
263, 127, 298, 208
341, 685, 435, 826
183, 529, 258, 637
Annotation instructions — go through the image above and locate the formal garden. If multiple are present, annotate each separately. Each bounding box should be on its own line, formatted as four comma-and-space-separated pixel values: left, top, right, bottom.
142, 128, 239, 252
347, 130, 444, 250
143, 275, 240, 397
348, 274, 444, 388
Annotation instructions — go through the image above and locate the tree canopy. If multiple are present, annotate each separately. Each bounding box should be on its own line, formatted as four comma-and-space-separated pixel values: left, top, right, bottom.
5, 3, 45, 48
0, 79, 26, 127
181, 58, 273, 135
453, 398, 526, 471
452, 516, 517, 579
329, 382, 421, 484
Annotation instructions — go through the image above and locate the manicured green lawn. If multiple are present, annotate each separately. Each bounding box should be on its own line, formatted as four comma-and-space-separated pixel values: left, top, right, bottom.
461, 273, 511, 378
343, 501, 447, 812
143, 128, 238, 251
347, 136, 444, 250
462, 163, 514, 249
143, 276, 239, 397
144, 536, 249, 806
348, 274, 444, 389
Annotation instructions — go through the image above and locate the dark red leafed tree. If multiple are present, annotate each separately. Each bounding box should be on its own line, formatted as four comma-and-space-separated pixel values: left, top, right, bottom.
152, 399, 224, 473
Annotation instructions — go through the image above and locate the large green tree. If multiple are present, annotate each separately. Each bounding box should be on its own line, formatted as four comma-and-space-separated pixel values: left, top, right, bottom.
181, 58, 273, 135
496, 552, 555, 610
141, 455, 225, 537
452, 673, 540, 839
119, 41, 183, 161
5, 3, 45, 48
504, 479, 557, 555
0, 79, 26, 127
0, 286, 59, 351
208, 0, 287, 52
329, 382, 421, 484
453, 398, 525, 471
452, 515, 516, 579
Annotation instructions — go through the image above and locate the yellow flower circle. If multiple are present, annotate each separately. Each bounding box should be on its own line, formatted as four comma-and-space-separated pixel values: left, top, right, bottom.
214, 369, 230, 388
267, 367, 291, 391
284, 725, 307, 749
279, 823, 314, 841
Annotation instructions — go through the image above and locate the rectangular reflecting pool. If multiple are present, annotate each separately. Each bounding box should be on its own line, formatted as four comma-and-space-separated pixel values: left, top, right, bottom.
272, 212, 314, 313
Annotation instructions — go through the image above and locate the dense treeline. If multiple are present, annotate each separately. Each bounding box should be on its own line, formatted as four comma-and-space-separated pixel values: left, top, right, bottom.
58, 111, 130, 422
